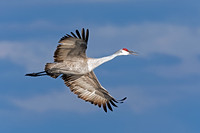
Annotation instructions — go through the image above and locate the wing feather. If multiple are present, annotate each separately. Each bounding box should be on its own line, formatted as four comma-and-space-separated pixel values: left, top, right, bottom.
55, 28, 89, 62
71, 32, 78, 38
85, 29, 89, 43
107, 102, 113, 111
82, 28, 85, 40
76, 30, 82, 39
103, 103, 107, 112
62, 71, 119, 112
110, 100, 118, 107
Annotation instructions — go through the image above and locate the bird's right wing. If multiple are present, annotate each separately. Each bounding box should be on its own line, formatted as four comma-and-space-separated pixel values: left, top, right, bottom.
62, 71, 126, 112
54, 28, 89, 62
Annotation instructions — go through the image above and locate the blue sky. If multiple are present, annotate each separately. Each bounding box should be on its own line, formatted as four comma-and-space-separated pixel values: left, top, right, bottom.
0, 0, 200, 133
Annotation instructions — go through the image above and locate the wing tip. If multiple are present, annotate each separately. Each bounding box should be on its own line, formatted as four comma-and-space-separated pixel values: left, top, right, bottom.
103, 103, 107, 112
102, 97, 127, 112
58, 28, 89, 43
118, 97, 127, 103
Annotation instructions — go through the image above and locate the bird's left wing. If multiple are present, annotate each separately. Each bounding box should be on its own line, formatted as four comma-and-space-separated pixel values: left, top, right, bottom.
62, 71, 125, 112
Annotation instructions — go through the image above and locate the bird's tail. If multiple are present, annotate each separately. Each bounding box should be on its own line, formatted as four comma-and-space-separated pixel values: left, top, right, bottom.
45, 63, 60, 78
25, 71, 47, 77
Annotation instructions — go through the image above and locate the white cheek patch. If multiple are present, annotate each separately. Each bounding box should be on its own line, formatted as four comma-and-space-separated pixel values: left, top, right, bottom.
122, 50, 129, 55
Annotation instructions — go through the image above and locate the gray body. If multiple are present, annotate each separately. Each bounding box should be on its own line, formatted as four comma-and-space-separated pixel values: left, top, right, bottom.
46, 58, 89, 75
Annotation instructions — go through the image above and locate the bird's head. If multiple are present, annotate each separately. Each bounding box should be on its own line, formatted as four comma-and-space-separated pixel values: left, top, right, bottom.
115, 48, 138, 56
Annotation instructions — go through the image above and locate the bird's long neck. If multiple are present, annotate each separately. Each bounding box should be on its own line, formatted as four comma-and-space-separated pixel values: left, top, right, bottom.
87, 53, 119, 71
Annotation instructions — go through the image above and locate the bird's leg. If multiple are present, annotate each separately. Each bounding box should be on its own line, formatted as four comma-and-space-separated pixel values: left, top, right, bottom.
25, 71, 47, 77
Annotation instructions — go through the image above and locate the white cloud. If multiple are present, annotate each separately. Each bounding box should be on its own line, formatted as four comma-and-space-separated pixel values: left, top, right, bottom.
110, 85, 196, 114
12, 90, 96, 113
89, 24, 200, 77
10, 87, 160, 114
92, 24, 200, 56
110, 87, 162, 113
10, 85, 187, 114
0, 41, 54, 71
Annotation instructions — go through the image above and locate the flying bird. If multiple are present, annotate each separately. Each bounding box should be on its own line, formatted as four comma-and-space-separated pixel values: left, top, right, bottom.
26, 28, 137, 112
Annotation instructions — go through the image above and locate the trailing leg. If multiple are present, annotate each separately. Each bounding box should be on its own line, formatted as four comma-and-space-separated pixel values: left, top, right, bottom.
25, 71, 47, 77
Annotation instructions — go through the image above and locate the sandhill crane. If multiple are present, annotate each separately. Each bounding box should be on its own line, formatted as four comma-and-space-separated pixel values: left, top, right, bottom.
26, 28, 137, 112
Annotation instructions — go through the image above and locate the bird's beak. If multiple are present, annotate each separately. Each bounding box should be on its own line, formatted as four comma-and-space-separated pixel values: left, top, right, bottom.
129, 50, 138, 55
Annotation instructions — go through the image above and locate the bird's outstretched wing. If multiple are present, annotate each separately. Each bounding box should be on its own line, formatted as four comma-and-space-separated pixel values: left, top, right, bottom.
54, 28, 89, 62
62, 71, 126, 112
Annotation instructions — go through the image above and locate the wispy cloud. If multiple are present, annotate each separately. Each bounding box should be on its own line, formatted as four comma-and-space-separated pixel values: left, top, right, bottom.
108, 87, 174, 114
90, 24, 200, 77
10, 88, 161, 113
12, 90, 97, 113
0, 41, 53, 71
10, 86, 184, 114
